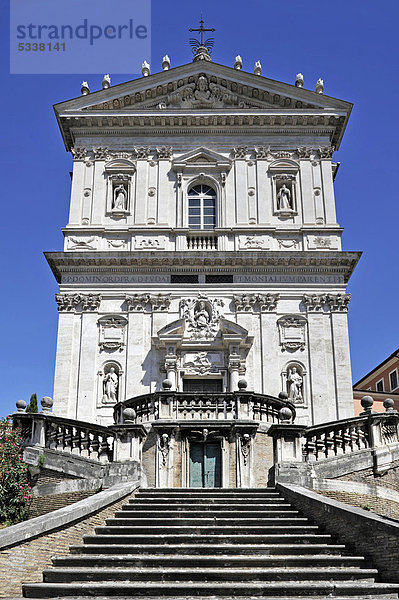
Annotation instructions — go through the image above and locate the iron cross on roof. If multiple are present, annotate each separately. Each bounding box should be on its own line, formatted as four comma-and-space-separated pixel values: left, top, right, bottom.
189, 19, 215, 54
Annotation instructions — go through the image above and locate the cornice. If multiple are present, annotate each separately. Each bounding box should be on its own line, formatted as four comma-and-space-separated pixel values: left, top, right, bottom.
45, 250, 361, 284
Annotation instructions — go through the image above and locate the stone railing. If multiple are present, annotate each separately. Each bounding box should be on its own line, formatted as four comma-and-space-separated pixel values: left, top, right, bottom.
186, 232, 218, 250
268, 396, 399, 481
115, 390, 296, 425
13, 399, 114, 463
302, 417, 371, 461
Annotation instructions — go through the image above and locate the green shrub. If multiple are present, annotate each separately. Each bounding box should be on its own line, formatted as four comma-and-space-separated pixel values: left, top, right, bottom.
0, 417, 32, 523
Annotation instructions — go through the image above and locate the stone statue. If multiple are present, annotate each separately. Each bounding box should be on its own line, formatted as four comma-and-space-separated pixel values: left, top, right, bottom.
194, 300, 211, 328
287, 367, 303, 402
103, 367, 118, 402
113, 185, 127, 211
277, 184, 292, 210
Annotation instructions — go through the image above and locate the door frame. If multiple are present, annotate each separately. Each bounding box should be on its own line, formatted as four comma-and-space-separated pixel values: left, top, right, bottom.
181, 430, 230, 488
189, 441, 222, 488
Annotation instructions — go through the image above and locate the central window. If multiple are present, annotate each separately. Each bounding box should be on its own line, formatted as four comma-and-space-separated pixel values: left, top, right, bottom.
188, 184, 216, 230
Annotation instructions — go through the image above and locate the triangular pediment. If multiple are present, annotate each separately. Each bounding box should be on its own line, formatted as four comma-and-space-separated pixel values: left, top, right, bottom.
173, 147, 231, 170
54, 61, 352, 150
55, 61, 350, 115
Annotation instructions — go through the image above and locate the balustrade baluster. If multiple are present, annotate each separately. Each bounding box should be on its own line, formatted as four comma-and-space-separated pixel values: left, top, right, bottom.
90, 432, 100, 460
56, 424, 64, 452
47, 422, 57, 450
71, 427, 81, 455
80, 428, 90, 457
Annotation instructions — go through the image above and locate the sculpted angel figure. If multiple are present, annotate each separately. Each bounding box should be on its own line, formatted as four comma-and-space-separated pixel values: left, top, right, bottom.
103, 367, 118, 402
113, 185, 127, 211
277, 184, 292, 210
287, 367, 303, 402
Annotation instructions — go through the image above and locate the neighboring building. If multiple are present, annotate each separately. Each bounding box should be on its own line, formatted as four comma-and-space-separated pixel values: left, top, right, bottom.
46, 39, 360, 487
353, 348, 399, 414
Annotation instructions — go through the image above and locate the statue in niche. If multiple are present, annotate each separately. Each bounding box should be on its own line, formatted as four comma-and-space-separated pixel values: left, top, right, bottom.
113, 185, 127, 211
103, 367, 118, 402
194, 300, 211, 329
277, 184, 292, 211
287, 366, 303, 402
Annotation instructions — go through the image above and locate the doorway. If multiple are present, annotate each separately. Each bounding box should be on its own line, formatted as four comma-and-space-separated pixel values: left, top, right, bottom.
189, 442, 222, 488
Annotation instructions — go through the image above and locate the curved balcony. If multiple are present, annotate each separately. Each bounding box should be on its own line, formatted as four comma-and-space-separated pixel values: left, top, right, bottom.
114, 391, 296, 425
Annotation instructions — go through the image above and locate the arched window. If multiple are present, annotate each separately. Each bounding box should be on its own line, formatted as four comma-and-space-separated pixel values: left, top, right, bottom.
188, 184, 216, 230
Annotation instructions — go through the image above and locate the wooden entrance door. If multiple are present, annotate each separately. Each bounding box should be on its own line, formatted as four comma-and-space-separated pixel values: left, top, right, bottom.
189, 442, 221, 488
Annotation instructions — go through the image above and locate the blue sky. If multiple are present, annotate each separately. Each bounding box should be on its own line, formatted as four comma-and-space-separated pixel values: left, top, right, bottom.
1, 0, 398, 415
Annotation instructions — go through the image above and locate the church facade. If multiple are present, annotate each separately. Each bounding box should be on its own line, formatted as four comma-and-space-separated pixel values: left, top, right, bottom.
47, 45, 360, 487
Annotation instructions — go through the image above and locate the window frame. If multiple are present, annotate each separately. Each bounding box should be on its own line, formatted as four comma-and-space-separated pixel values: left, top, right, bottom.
389, 368, 398, 392
188, 183, 217, 231
375, 378, 385, 392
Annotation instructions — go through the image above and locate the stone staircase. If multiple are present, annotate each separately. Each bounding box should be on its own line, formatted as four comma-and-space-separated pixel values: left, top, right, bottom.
23, 488, 399, 599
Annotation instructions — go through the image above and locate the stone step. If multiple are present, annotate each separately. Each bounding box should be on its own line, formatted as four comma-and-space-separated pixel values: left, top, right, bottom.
128, 498, 289, 505
71, 543, 347, 556
106, 517, 310, 526
124, 501, 293, 510
21, 596, 399, 600
52, 553, 367, 569
116, 509, 301, 518
83, 533, 333, 545
95, 525, 319, 535
22, 581, 399, 598
137, 489, 280, 493
42, 566, 379, 583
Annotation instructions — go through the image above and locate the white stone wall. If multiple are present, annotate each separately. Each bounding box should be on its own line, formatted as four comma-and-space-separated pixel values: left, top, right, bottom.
63, 141, 342, 254
53, 289, 353, 427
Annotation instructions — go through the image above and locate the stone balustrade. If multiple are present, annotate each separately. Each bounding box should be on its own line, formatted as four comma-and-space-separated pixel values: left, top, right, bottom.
13, 412, 115, 463
269, 396, 399, 481
115, 391, 296, 425
186, 232, 218, 250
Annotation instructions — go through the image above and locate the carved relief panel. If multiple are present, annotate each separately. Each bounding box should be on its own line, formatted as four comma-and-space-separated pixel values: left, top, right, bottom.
277, 315, 307, 352
98, 315, 128, 351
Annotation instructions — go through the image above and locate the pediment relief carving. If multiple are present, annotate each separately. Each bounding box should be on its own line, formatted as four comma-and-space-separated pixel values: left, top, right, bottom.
82, 72, 320, 113
154, 297, 253, 351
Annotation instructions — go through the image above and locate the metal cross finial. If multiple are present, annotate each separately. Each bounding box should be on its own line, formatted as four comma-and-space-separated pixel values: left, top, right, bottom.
189, 18, 215, 47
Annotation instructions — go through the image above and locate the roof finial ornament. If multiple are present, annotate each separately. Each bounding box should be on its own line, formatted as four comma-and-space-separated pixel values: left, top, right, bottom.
142, 60, 150, 77
102, 74, 111, 89
81, 81, 90, 95
254, 61, 262, 76
162, 55, 171, 70
189, 18, 215, 62
316, 78, 324, 94
295, 73, 304, 88
234, 55, 242, 70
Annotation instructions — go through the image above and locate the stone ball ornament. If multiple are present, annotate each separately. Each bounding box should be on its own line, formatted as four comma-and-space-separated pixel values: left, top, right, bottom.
278, 406, 293, 423
122, 408, 136, 423
238, 379, 247, 390
162, 379, 173, 390
360, 395, 374, 412
383, 398, 395, 412
16, 399, 27, 413
278, 391, 289, 401
41, 396, 53, 413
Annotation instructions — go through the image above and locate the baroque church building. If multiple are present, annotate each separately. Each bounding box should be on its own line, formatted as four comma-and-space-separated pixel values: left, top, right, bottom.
47, 40, 360, 488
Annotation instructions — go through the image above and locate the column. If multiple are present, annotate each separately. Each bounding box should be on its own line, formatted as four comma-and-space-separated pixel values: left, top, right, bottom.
321, 160, 337, 224
299, 160, 315, 223
68, 160, 85, 225
330, 310, 354, 419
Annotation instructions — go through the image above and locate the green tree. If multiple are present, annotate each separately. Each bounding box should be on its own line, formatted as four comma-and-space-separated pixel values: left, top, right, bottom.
0, 418, 32, 523
26, 393, 38, 413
